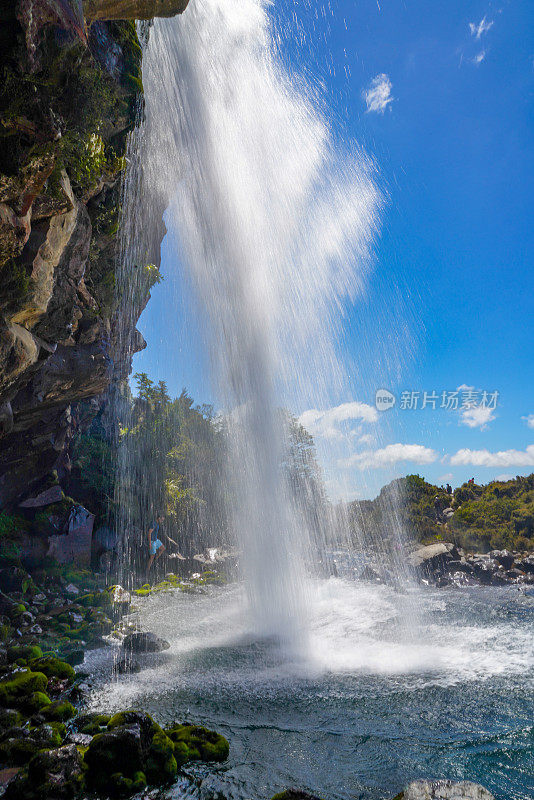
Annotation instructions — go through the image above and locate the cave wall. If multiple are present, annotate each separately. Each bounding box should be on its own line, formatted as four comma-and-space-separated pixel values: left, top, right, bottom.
0, 1, 175, 507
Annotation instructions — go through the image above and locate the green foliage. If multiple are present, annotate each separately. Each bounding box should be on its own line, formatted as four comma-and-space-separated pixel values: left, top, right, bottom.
348, 473, 534, 553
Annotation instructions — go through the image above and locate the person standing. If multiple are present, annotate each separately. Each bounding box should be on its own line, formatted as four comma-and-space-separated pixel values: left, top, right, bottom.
147, 513, 166, 573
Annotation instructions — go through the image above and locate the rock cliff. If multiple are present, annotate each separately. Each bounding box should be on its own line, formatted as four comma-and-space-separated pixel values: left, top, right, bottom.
0, 1, 181, 507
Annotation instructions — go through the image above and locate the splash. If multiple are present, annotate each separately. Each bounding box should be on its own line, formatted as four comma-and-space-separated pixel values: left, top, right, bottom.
120, 0, 382, 646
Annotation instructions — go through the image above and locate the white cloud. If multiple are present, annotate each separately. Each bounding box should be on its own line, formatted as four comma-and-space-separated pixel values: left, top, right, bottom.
450, 445, 534, 467
358, 433, 374, 445
439, 473, 454, 482
522, 414, 534, 429
299, 401, 378, 441
472, 50, 486, 65
363, 74, 394, 114
460, 405, 496, 429
495, 474, 514, 482
469, 16, 493, 39
339, 443, 437, 470
457, 383, 474, 391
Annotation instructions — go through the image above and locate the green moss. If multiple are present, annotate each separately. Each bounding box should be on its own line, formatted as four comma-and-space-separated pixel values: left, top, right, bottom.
0, 670, 48, 709
28, 657, 75, 683
77, 712, 110, 735
144, 729, 177, 784
109, 771, 147, 797
7, 605, 27, 621
40, 700, 75, 722
24, 691, 51, 714
7, 646, 43, 664
0, 709, 22, 732
164, 724, 229, 764
0, 736, 43, 766
0, 261, 33, 316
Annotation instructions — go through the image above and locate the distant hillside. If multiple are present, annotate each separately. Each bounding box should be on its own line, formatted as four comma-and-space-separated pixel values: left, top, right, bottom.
347, 473, 534, 553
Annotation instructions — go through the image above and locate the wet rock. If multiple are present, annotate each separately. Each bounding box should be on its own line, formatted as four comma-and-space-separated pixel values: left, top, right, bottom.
490, 550, 515, 570
359, 566, 382, 583
515, 556, 534, 574
271, 792, 323, 800
4, 743, 84, 800
116, 655, 141, 674
85, 711, 177, 794
19, 485, 64, 508
164, 723, 229, 766
122, 632, 170, 653
399, 779, 495, 799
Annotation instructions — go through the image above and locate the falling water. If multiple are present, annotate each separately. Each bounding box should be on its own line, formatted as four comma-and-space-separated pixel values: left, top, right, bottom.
118, 0, 383, 646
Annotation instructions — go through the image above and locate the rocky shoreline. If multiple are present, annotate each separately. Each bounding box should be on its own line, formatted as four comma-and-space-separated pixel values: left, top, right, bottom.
0, 561, 230, 799
0, 556, 510, 800
407, 543, 534, 588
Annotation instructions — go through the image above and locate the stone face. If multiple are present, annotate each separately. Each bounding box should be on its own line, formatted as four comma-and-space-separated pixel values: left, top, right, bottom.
0, 10, 155, 509
122, 631, 171, 653
47, 508, 95, 567
19, 485, 64, 508
84, 0, 189, 21
402, 779, 495, 800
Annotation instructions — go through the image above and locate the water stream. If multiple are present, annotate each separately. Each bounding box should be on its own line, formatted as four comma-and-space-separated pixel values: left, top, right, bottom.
120, 0, 382, 646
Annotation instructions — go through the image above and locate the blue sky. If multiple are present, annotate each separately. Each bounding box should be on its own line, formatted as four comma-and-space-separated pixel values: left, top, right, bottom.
132, 0, 534, 500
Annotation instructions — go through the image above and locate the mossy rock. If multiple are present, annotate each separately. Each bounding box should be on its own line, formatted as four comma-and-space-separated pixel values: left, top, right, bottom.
23, 691, 51, 715
75, 712, 110, 735
40, 700, 75, 722
108, 771, 147, 797
0, 736, 43, 767
86, 711, 177, 795
7, 646, 43, 665
28, 657, 75, 683
164, 723, 229, 765
0, 670, 48, 709
0, 708, 22, 733
4, 743, 85, 800
0, 723, 63, 765
7, 605, 27, 622
144, 728, 177, 785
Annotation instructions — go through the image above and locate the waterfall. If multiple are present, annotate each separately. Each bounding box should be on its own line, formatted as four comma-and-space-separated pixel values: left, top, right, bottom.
119, 0, 382, 647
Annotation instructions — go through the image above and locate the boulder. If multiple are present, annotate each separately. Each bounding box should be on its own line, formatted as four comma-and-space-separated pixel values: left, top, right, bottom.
122, 632, 170, 653
399, 779, 495, 799
4, 743, 84, 800
490, 550, 515, 570
359, 566, 382, 583
408, 543, 458, 568
19, 485, 63, 508
84, 711, 177, 793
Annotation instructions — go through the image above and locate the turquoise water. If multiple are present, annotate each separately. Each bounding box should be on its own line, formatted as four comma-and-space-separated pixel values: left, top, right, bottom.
86, 580, 533, 800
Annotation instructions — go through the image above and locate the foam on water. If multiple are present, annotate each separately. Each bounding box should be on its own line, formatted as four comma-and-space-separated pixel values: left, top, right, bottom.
85, 581, 533, 714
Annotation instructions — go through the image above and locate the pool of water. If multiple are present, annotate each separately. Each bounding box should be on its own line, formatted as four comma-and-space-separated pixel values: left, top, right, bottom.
85, 579, 534, 800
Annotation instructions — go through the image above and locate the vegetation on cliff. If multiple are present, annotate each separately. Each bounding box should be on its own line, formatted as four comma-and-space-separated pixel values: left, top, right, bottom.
347, 473, 534, 553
